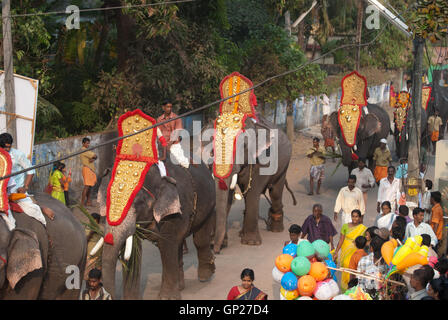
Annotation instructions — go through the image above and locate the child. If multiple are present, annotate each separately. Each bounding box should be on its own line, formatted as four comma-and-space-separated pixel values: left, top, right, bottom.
420, 179, 433, 223
61, 167, 72, 206
348, 236, 368, 280
284, 224, 302, 246
397, 205, 412, 224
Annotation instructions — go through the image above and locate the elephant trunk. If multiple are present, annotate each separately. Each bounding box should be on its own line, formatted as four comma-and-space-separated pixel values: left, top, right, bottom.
213, 177, 232, 254
101, 231, 127, 299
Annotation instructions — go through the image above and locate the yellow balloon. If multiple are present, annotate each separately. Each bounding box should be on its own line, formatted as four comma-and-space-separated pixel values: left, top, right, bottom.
417, 245, 429, 258
396, 253, 428, 272
414, 236, 422, 246
391, 244, 413, 266
280, 286, 299, 300
381, 240, 396, 265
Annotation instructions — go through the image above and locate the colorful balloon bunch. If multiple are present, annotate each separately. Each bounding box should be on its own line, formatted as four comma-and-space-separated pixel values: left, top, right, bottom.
381, 235, 429, 278
273, 240, 340, 300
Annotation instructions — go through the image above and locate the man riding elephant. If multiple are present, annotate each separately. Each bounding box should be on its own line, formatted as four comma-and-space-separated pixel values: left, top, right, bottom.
0, 133, 54, 227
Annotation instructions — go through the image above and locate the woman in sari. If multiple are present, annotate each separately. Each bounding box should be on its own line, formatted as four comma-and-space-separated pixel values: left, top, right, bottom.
333, 209, 367, 291
50, 161, 66, 204
375, 201, 396, 230
227, 268, 267, 300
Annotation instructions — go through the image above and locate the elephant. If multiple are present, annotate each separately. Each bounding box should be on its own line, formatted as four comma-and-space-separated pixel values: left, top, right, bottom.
0, 193, 87, 299
97, 155, 216, 300
427, 70, 448, 140
329, 103, 391, 173
210, 112, 295, 254
393, 105, 429, 160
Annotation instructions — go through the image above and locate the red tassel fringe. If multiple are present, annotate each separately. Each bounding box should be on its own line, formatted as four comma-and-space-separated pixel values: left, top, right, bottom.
104, 233, 114, 245
218, 179, 228, 190
351, 153, 359, 161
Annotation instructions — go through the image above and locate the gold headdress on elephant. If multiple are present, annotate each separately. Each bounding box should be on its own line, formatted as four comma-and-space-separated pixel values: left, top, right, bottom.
393, 91, 411, 141
213, 72, 257, 189
338, 71, 368, 155
104, 109, 159, 245
0, 147, 12, 213
422, 86, 432, 111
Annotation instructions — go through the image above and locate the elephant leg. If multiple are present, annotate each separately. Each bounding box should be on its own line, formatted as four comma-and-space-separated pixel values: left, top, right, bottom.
122, 239, 142, 300
3, 269, 44, 300
178, 242, 185, 291
241, 191, 262, 246
193, 212, 215, 282
266, 176, 286, 233
158, 235, 182, 300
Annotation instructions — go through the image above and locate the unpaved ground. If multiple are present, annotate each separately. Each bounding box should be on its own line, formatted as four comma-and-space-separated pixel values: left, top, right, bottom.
74, 130, 435, 300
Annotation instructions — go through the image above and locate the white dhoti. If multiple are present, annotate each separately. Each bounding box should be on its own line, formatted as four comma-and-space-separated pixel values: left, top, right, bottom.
1, 210, 16, 231
17, 197, 47, 226
341, 211, 352, 225
169, 143, 189, 169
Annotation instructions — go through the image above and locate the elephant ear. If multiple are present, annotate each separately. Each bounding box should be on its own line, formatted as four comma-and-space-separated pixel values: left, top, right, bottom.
329, 112, 340, 135
7, 228, 42, 289
153, 181, 182, 223
359, 113, 382, 140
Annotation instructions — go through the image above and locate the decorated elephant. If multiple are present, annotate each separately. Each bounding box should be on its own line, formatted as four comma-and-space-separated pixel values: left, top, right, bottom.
427, 70, 448, 140
0, 193, 87, 299
329, 71, 390, 173
392, 90, 429, 160
210, 72, 295, 254
96, 109, 216, 300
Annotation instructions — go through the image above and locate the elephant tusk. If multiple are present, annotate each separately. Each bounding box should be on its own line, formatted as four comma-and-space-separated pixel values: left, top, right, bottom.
230, 174, 238, 190
124, 235, 133, 261
90, 237, 104, 256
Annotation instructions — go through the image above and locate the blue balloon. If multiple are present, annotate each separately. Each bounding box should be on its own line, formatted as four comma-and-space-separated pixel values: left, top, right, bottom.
281, 272, 298, 291
325, 259, 337, 282
283, 243, 298, 257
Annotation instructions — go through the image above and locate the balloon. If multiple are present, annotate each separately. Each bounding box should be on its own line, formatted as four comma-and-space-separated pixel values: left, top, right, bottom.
417, 245, 429, 258
314, 279, 340, 300
309, 262, 329, 281
390, 238, 398, 247
291, 256, 311, 276
283, 243, 298, 257
324, 259, 337, 281
391, 241, 413, 266
281, 272, 298, 291
297, 240, 315, 258
280, 286, 299, 300
298, 275, 316, 296
275, 254, 294, 273
396, 252, 428, 272
272, 266, 285, 283
332, 294, 353, 300
312, 240, 330, 259
296, 296, 313, 300
415, 235, 422, 246
381, 240, 397, 265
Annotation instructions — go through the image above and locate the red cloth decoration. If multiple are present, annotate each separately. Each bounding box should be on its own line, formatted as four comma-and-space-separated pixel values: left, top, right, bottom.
159, 136, 167, 147
9, 201, 23, 213
351, 153, 359, 161
0, 255, 6, 265
104, 233, 114, 245
218, 179, 228, 190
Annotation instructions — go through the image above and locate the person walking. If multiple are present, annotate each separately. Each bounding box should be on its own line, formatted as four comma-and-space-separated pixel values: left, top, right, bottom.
301, 204, 337, 250
351, 158, 375, 206
306, 137, 326, 195
405, 207, 438, 247
80, 137, 97, 207
428, 111, 443, 155
334, 175, 365, 225
50, 161, 66, 204
377, 166, 400, 214
373, 139, 392, 185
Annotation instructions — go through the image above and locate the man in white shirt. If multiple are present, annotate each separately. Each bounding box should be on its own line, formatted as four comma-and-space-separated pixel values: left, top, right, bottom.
401, 80, 412, 93
377, 166, 400, 214
405, 207, 438, 247
334, 175, 365, 225
351, 158, 375, 207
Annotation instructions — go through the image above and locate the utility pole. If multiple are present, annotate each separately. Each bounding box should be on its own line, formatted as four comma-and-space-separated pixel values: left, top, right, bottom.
355, 0, 364, 70
2, 0, 17, 147
406, 37, 425, 204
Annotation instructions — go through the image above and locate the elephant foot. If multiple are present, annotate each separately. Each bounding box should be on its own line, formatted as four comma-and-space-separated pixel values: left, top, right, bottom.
240, 232, 262, 246
198, 261, 215, 282
266, 212, 284, 232
179, 276, 185, 291
159, 290, 181, 300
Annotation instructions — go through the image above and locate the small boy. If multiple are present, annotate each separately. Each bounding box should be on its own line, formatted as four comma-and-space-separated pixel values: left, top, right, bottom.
284, 224, 302, 246
409, 268, 431, 300
397, 205, 412, 224
348, 236, 368, 280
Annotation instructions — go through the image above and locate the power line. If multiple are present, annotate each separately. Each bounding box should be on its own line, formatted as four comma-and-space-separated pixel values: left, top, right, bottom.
2, 0, 196, 19
0, 4, 412, 181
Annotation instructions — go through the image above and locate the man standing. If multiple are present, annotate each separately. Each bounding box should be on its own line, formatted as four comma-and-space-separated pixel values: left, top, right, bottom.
306, 137, 326, 195
301, 204, 337, 250
405, 207, 438, 247
402, 80, 412, 93
429, 191, 443, 250
334, 175, 365, 225
373, 139, 392, 185
80, 268, 112, 300
377, 166, 400, 214
351, 158, 375, 206
428, 111, 443, 155
0, 133, 54, 226
80, 137, 97, 207
157, 101, 189, 169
